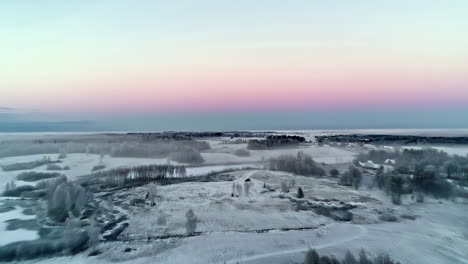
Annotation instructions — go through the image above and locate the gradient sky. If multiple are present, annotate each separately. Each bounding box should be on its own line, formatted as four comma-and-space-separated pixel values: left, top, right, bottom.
1, 1, 468, 131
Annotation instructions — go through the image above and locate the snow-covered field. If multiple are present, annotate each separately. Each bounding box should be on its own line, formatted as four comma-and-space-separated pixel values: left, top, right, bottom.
0, 131, 467, 264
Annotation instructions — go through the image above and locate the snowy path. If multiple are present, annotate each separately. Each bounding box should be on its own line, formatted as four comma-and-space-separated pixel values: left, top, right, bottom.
226, 224, 367, 264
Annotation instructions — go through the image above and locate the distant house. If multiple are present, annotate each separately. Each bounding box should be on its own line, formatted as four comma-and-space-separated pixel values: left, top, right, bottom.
385, 159, 396, 165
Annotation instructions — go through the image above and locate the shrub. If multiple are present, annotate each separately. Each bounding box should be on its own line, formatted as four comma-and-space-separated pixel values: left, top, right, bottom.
297, 187, 304, 198
92, 164, 106, 172
330, 168, 340, 178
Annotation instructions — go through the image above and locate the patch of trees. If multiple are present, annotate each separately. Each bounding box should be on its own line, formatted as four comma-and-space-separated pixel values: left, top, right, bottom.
93, 164, 187, 188
268, 152, 326, 176
357, 148, 468, 198
169, 148, 204, 164
248, 135, 306, 150
1, 156, 58, 171
44, 176, 90, 222
304, 248, 402, 264
234, 149, 250, 157
339, 166, 362, 190
16, 171, 62, 182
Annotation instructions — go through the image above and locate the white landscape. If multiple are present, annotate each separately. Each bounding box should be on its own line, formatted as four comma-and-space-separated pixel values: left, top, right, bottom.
0, 131, 467, 264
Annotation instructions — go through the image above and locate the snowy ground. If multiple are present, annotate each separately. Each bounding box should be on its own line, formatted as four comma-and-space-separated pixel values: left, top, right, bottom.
1, 132, 467, 264
0, 199, 39, 247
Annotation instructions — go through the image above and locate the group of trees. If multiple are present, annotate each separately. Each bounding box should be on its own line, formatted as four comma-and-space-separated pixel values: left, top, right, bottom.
304, 248, 401, 264
356, 147, 468, 201
45, 176, 89, 222
94, 164, 188, 188
268, 152, 326, 176
232, 181, 253, 197
339, 166, 362, 190
375, 163, 454, 203
357, 148, 468, 182
248, 135, 306, 150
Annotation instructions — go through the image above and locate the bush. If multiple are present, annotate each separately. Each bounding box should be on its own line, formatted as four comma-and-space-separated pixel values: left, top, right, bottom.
297, 187, 304, 198
330, 168, 340, 177
17, 172, 61, 182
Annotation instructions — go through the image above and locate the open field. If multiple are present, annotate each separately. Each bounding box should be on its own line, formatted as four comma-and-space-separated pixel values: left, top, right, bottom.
0, 131, 467, 264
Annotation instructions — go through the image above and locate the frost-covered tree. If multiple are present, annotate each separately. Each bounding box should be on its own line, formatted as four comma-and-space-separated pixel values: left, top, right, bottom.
105, 196, 114, 211
244, 181, 251, 196
87, 218, 100, 249
147, 183, 157, 206
358, 249, 372, 264
290, 178, 296, 188
185, 209, 197, 234
304, 248, 320, 264
180, 166, 187, 177
342, 250, 357, 264
63, 215, 81, 252
58, 149, 67, 159
280, 181, 289, 193
236, 183, 243, 197
157, 212, 167, 225
330, 168, 340, 178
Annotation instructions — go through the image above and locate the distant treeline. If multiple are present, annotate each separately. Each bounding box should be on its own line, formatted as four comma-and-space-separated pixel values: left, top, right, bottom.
0, 137, 209, 164
248, 135, 306, 150
316, 134, 468, 145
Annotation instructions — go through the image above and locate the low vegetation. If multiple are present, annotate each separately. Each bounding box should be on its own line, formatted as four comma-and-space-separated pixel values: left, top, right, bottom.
16, 171, 62, 182
1, 156, 58, 171
304, 248, 402, 264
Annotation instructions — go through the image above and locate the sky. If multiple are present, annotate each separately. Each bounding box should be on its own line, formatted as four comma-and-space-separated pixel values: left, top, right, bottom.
1, 1, 468, 131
